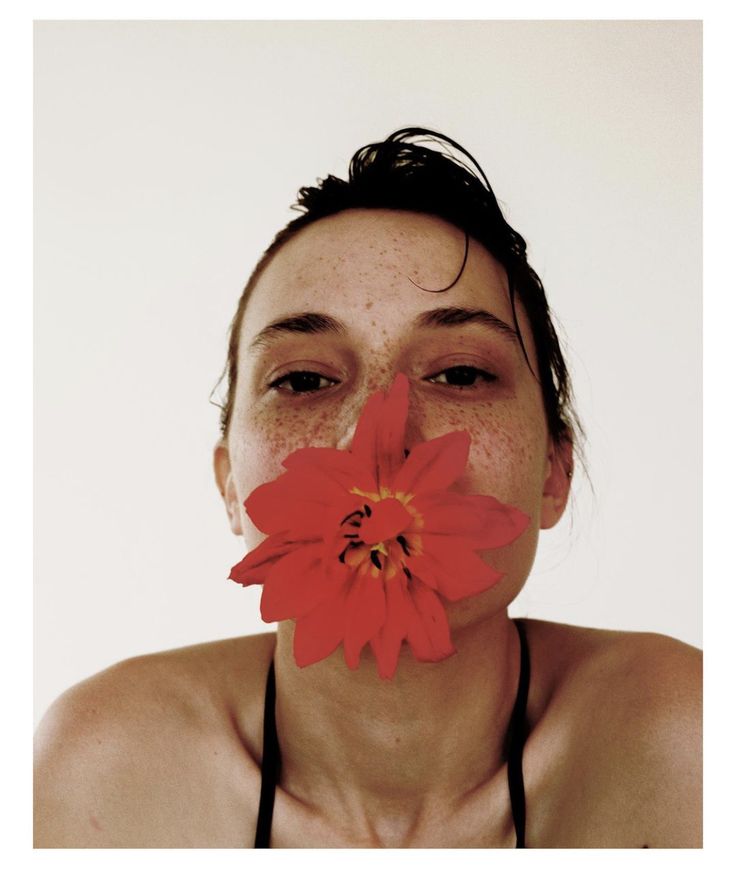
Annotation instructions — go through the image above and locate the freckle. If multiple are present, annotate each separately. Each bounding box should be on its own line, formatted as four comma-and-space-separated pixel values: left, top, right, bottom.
365, 301, 373, 310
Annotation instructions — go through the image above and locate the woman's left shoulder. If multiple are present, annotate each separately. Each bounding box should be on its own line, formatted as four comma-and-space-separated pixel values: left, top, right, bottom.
523, 616, 701, 710
575, 623, 702, 725
522, 619, 702, 847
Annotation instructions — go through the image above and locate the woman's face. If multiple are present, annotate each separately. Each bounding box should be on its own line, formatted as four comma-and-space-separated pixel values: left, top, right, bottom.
216, 209, 570, 622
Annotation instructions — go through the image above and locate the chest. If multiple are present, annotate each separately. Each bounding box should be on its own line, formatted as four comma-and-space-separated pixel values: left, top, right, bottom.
149, 725, 648, 849
263, 776, 522, 849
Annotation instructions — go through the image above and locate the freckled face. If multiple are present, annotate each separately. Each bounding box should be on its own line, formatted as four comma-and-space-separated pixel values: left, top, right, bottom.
227, 209, 552, 619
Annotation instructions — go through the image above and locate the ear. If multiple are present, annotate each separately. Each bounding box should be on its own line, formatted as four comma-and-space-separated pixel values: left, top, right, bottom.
540, 434, 573, 530
213, 439, 243, 536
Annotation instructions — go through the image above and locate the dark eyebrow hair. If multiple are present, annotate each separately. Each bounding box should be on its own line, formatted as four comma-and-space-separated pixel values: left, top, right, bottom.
413, 306, 519, 343
248, 305, 519, 352
249, 312, 348, 352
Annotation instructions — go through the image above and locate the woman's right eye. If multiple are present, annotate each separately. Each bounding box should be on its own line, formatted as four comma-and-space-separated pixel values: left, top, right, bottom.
267, 370, 339, 396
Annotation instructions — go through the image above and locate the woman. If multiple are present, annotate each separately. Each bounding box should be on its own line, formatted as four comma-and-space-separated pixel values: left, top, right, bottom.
34, 128, 702, 848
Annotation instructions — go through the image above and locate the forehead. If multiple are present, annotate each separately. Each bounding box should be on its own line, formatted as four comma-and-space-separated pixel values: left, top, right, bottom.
243, 209, 512, 330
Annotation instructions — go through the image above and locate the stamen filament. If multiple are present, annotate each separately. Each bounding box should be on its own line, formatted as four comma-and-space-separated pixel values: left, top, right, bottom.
338, 541, 361, 563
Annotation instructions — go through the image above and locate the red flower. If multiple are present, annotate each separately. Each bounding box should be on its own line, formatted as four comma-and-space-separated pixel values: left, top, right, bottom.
229, 373, 529, 679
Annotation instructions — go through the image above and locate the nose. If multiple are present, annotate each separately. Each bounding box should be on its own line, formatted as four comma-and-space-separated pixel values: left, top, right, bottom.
334, 375, 426, 455
336, 415, 359, 452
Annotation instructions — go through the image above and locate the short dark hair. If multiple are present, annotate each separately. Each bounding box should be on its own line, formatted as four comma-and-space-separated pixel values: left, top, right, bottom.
214, 127, 582, 456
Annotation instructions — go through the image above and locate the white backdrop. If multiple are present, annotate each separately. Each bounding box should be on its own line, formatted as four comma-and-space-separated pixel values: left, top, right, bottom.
34, 20, 702, 727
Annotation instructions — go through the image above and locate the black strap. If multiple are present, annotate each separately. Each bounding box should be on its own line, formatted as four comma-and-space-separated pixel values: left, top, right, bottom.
254, 620, 530, 848
254, 659, 281, 848
507, 618, 530, 848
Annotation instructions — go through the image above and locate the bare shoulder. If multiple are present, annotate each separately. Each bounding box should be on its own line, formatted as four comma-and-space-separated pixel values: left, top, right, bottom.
34, 633, 276, 848
521, 618, 702, 848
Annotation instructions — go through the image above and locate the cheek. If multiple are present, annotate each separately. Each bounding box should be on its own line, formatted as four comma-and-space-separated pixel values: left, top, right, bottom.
469, 409, 546, 509
235, 399, 352, 466
408, 395, 548, 510
228, 400, 354, 545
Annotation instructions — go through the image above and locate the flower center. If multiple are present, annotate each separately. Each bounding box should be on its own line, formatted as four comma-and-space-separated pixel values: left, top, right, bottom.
359, 497, 412, 545
337, 495, 419, 576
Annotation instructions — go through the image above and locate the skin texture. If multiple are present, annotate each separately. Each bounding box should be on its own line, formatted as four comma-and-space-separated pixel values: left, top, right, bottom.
34, 209, 702, 848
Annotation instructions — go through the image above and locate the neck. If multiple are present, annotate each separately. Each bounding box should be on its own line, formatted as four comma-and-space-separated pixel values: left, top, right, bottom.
273, 611, 521, 838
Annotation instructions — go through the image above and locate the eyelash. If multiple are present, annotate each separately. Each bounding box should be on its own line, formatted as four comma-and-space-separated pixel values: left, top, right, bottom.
267, 365, 499, 396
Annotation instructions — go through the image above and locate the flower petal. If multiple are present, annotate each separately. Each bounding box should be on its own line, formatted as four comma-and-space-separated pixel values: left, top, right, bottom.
405, 580, 457, 662
348, 391, 382, 469
293, 593, 348, 668
392, 431, 470, 496
260, 543, 344, 621
245, 470, 357, 537
228, 532, 301, 586
369, 574, 410, 680
350, 373, 409, 490
343, 572, 387, 670
282, 448, 376, 496
411, 491, 529, 549
407, 536, 504, 601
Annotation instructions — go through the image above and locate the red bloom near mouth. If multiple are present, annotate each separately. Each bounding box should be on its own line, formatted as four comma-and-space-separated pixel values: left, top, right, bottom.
228, 373, 529, 679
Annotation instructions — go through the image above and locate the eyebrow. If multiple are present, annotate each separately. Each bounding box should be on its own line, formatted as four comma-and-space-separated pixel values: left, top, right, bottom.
249, 312, 348, 352
248, 305, 519, 352
414, 306, 519, 343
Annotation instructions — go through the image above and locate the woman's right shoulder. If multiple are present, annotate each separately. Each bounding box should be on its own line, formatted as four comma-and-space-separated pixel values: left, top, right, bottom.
34, 632, 277, 848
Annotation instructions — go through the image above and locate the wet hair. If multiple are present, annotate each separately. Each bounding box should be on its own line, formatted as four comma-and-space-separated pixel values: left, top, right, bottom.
213, 127, 582, 460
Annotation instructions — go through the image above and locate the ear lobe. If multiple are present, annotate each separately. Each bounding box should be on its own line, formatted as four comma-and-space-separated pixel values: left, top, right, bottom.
213, 440, 243, 536
540, 435, 573, 530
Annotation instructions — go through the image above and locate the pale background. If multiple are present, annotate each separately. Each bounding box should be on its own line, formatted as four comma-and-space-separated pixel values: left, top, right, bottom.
34, 19, 702, 727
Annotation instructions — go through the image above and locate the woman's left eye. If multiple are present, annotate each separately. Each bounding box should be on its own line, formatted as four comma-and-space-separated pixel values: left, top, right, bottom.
425, 365, 498, 388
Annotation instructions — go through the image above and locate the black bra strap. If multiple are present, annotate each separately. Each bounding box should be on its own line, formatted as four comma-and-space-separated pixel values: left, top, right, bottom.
507, 618, 530, 848
254, 659, 281, 848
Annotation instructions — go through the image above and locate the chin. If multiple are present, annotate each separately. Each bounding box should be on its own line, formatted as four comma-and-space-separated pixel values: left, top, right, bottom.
445, 586, 518, 634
